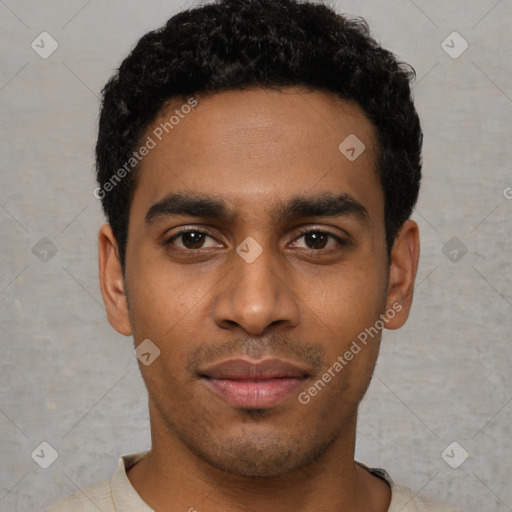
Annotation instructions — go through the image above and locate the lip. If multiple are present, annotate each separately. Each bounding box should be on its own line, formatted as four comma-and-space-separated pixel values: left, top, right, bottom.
199, 358, 310, 409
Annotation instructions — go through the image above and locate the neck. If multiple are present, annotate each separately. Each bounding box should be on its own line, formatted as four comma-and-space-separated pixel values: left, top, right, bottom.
127, 404, 390, 512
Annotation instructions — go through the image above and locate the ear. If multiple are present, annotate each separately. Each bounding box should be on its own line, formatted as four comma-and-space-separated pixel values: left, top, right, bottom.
384, 220, 420, 330
98, 223, 132, 336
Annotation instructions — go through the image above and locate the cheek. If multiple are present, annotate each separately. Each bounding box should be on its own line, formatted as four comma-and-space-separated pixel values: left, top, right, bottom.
299, 262, 387, 391
126, 255, 207, 333
302, 261, 386, 328
127, 268, 214, 385
301, 330, 382, 419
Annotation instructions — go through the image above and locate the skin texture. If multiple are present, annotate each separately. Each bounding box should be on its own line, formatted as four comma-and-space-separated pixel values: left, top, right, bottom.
98, 87, 420, 512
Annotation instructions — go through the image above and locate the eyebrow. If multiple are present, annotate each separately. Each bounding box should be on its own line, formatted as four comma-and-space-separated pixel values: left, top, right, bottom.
144, 192, 370, 225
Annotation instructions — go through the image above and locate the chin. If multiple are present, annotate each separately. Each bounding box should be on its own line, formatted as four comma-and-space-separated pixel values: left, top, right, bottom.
190, 430, 332, 478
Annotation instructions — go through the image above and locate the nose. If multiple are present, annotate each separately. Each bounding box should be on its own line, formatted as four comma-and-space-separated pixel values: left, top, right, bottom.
212, 238, 300, 335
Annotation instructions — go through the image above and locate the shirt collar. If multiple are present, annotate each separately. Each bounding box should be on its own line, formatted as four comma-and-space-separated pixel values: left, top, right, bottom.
111, 451, 399, 511
111, 451, 154, 511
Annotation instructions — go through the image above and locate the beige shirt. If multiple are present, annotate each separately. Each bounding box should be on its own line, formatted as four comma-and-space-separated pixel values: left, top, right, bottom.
46, 451, 461, 512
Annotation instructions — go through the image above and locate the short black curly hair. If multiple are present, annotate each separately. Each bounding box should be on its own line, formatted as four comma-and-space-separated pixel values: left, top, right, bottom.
96, 0, 422, 271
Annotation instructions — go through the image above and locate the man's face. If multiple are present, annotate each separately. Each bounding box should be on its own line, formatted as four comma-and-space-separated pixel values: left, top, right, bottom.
114, 88, 398, 477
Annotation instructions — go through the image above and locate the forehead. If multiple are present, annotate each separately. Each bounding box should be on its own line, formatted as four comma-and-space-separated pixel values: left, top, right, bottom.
130, 87, 382, 226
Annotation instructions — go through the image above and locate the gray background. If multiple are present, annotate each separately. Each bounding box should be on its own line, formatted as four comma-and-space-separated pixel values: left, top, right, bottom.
0, 0, 511, 510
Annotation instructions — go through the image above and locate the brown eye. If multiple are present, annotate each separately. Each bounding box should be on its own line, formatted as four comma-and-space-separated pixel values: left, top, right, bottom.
178, 231, 207, 249
291, 229, 347, 252
303, 231, 329, 249
165, 229, 219, 251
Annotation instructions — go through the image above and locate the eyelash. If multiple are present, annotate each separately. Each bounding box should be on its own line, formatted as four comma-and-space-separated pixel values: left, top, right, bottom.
163, 227, 348, 255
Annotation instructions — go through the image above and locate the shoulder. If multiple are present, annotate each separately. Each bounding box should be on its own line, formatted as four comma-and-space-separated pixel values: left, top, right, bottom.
43, 451, 150, 512
355, 461, 462, 512
391, 482, 462, 512
43, 477, 114, 512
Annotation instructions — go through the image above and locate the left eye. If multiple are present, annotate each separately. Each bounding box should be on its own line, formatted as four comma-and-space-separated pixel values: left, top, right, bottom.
291, 230, 346, 251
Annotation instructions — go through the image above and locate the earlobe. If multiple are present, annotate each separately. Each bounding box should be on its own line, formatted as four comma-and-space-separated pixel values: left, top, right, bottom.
98, 223, 133, 336
384, 220, 420, 330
